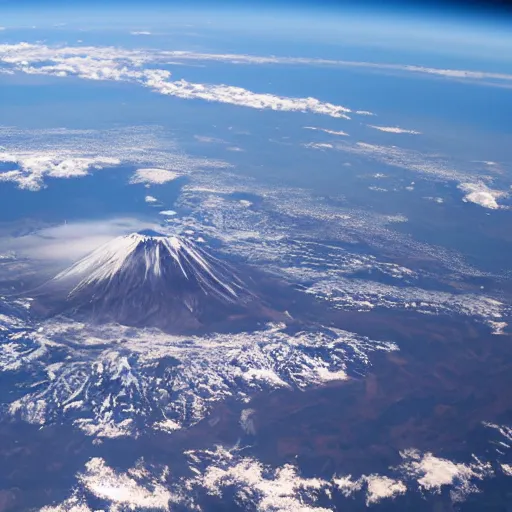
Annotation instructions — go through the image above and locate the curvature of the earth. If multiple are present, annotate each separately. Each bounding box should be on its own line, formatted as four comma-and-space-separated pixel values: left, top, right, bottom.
0, 3, 512, 511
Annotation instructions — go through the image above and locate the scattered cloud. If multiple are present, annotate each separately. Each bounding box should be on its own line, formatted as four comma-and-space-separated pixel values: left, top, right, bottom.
326, 141, 510, 209
130, 31, 152, 36
0, 126, 228, 191
368, 125, 421, 135
145, 195, 158, 203
130, 168, 180, 185
159, 210, 177, 216
41, 458, 172, 511
189, 446, 332, 512
458, 182, 507, 209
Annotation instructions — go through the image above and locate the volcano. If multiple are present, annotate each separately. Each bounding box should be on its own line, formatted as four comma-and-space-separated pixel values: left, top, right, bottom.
33, 230, 267, 332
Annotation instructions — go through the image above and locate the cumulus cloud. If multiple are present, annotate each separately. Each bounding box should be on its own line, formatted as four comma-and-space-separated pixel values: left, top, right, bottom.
368, 125, 421, 135
39, 445, 498, 512
458, 182, 506, 209
334, 474, 406, 505
189, 446, 332, 512
145, 195, 158, 203
130, 168, 181, 185
0, 151, 120, 191
41, 458, 172, 511
398, 449, 492, 501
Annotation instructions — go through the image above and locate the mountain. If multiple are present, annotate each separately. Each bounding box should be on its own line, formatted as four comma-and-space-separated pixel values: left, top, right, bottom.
32, 230, 264, 332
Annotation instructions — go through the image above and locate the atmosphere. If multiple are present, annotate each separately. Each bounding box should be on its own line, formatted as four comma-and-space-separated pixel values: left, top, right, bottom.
1, 0, 512, 511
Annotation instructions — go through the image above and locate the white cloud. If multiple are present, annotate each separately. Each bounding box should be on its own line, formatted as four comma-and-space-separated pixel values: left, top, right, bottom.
502, 464, 512, 476
130, 31, 152, 35
144, 74, 353, 119
42, 458, 172, 511
159, 210, 177, 216
145, 195, 158, 203
304, 126, 349, 136
364, 475, 407, 505
0, 43, 356, 119
0, 125, 228, 191
368, 125, 421, 135
304, 142, 334, 150
329, 142, 510, 208
130, 168, 180, 185
2, 43, 511, 93
458, 182, 506, 209
160, 50, 512, 85
398, 449, 492, 501
0, 152, 120, 191
333, 474, 406, 505
1, 218, 158, 263
190, 446, 331, 512
79, 458, 171, 509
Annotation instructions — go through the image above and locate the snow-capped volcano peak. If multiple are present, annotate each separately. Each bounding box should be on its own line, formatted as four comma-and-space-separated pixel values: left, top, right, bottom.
54, 231, 241, 301
35, 231, 257, 332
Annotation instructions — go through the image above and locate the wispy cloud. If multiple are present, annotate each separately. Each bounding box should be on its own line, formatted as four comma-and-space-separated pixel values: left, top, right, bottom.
304, 126, 349, 136
2, 43, 511, 87
161, 50, 512, 85
1, 218, 157, 263
368, 125, 421, 135
130, 31, 152, 36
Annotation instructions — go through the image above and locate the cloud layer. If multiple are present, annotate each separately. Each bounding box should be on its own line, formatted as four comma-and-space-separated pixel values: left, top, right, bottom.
0, 43, 358, 119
